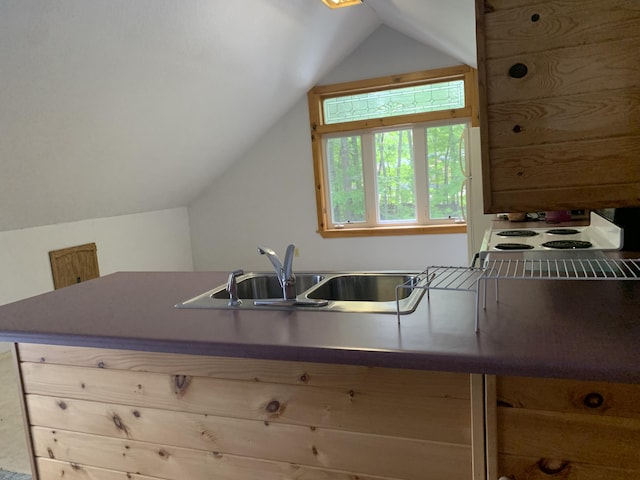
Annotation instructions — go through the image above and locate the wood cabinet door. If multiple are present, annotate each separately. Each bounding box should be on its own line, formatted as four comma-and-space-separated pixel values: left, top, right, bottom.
489, 375, 640, 480
48, 243, 99, 289
475, 0, 640, 213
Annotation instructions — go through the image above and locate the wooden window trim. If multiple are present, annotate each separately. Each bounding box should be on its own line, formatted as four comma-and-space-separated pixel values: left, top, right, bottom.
308, 65, 478, 238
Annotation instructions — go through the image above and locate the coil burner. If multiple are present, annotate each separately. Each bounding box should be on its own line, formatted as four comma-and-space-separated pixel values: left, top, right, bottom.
494, 243, 535, 250
496, 230, 538, 237
546, 228, 580, 235
542, 240, 593, 250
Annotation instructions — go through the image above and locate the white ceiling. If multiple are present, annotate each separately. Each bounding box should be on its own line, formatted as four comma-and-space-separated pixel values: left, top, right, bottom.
0, 0, 476, 232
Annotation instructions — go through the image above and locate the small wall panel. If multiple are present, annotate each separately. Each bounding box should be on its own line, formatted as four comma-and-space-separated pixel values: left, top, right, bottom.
48, 243, 99, 290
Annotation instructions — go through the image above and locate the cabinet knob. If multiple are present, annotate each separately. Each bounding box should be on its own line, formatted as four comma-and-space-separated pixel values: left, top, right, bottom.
509, 63, 528, 79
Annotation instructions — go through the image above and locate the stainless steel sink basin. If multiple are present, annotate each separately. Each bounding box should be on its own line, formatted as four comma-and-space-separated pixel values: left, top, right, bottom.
304, 273, 418, 302
210, 273, 324, 300
176, 271, 427, 314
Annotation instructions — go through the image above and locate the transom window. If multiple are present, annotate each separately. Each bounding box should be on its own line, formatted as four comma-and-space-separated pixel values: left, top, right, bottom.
308, 66, 478, 238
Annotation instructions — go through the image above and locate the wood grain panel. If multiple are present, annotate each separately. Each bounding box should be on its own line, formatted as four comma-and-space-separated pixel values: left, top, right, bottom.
485, 37, 640, 104
49, 243, 99, 290
484, 0, 555, 10
487, 87, 640, 148
498, 375, 640, 418
489, 136, 640, 193
498, 453, 639, 480
32, 427, 471, 480
16, 343, 470, 398
20, 362, 472, 445
498, 408, 640, 470
483, 0, 640, 58
37, 457, 397, 480
27, 394, 470, 478
38, 458, 163, 480
489, 183, 640, 213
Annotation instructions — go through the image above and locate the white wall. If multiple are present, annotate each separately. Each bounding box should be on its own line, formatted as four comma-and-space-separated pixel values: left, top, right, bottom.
189, 26, 468, 272
0, 207, 193, 307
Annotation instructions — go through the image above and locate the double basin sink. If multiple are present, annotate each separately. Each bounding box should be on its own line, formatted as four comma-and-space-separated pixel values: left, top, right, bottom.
176, 272, 428, 314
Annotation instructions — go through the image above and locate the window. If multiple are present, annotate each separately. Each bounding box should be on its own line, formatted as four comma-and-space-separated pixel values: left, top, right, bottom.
308, 66, 478, 238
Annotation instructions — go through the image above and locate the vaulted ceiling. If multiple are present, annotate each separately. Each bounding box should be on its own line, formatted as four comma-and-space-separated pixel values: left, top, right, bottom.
0, 0, 476, 232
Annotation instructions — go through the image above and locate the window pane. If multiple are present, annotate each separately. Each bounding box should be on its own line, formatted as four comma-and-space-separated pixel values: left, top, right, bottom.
375, 129, 416, 222
326, 136, 366, 224
426, 124, 466, 220
323, 80, 465, 124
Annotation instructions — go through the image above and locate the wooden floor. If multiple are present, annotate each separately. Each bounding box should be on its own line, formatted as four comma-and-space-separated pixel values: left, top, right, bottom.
0, 350, 31, 475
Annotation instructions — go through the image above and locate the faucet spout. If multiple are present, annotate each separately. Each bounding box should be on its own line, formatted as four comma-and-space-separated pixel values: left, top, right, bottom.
258, 244, 296, 300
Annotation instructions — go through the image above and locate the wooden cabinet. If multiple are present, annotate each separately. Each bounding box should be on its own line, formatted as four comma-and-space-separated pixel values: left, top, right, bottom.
488, 375, 640, 480
15, 344, 487, 480
475, 0, 640, 213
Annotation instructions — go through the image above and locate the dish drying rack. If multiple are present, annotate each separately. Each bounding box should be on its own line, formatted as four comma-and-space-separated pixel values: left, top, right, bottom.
395, 258, 640, 332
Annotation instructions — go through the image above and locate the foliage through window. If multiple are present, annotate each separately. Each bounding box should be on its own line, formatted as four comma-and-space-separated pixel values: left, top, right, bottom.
308, 66, 477, 238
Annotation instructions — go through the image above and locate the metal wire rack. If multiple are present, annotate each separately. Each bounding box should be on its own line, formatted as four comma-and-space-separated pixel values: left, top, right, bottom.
396, 258, 640, 332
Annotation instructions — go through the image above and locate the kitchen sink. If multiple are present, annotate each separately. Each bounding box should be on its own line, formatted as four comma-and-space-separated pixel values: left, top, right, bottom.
176, 271, 427, 314
210, 273, 325, 300
304, 273, 418, 302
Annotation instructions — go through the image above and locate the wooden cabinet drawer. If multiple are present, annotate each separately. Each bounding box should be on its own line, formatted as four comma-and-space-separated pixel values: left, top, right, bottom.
494, 375, 640, 479
17, 344, 484, 480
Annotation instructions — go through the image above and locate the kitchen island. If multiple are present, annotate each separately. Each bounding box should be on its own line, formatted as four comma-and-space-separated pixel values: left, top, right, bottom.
1, 270, 639, 480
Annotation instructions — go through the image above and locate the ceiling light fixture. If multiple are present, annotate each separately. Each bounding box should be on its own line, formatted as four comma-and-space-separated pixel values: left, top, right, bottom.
321, 0, 362, 8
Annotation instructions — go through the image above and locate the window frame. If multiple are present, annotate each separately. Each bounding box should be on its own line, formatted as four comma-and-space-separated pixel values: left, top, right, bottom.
308, 65, 479, 238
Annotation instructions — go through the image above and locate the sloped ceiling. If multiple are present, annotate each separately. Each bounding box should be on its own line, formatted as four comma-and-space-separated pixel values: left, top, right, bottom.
0, 0, 476, 232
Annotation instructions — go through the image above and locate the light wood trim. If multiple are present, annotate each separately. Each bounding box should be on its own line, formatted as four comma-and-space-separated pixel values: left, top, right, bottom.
308, 66, 477, 237
318, 223, 466, 238
475, 0, 494, 214
484, 375, 498, 480
483, 0, 640, 59
309, 65, 473, 99
33, 426, 471, 480
11, 344, 39, 480
313, 107, 473, 135
20, 362, 472, 445
18, 344, 471, 398
470, 374, 486, 480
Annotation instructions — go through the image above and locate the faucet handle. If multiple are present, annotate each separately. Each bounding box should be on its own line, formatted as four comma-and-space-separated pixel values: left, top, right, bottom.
226, 269, 244, 306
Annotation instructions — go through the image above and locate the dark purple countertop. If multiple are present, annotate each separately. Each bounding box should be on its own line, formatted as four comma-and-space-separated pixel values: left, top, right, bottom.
0, 271, 639, 383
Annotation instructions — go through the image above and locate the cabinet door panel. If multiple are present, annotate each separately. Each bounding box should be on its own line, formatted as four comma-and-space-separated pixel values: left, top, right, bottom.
494, 375, 640, 479
483, 0, 640, 59
485, 37, 640, 104
498, 453, 637, 480
487, 87, 640, 149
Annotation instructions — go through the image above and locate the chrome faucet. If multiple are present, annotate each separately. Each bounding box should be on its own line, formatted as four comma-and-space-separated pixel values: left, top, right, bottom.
257, 244, 297, 300
226, 269, 244, 306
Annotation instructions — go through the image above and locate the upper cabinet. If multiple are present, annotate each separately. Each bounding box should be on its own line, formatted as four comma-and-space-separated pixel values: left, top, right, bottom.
475, 0, 640, 213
